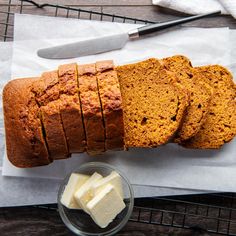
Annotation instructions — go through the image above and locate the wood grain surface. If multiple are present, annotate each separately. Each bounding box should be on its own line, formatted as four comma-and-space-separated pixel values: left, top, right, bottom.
0, 206, 217, 236
0, 0, 235, 235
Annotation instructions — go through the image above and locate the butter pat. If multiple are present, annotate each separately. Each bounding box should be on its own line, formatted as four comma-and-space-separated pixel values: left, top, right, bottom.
92, 171, 123, 198
61, 173, 89, 209
87, 184, 125, 228
74, 172, 103, 212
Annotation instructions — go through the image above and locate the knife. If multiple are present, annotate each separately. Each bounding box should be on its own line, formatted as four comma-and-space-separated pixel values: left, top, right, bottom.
37, 11, 221, 59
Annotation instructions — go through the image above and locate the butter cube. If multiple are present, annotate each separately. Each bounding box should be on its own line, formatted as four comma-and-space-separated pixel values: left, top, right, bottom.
91, 171, 123, 198
61, 173, 89, 209
87, 184, 125, 228
74, 172, 103, 212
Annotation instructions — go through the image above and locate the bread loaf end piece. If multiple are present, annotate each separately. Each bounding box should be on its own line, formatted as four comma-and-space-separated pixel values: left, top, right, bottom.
3, 78, 51, 167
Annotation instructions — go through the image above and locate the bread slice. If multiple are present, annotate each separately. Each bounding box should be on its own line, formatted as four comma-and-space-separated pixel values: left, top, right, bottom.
33, 63, 79, 105
3, 78, 51, 167
116, 58, 189, 147
41, 99, 70, 159
58, 63, 86, 153
60, 94, 86, 153
182, 65, 236, 149
96, 60, 124, 150
32, 70, 71, 158
161, 55, 213, 142
32, 70, 60, 106
78, 63, 105, 154
58, 63, 78, 95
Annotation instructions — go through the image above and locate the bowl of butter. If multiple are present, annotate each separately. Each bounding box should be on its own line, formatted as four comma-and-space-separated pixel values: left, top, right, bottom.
58, 162, 134, 236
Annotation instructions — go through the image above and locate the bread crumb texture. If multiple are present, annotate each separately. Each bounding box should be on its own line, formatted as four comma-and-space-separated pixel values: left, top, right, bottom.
161, 55, 213, 142
182, 65, 236, 148
117, 58, 189, 147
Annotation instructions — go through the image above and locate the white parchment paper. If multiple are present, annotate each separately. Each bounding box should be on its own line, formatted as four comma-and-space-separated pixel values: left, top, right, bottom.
1, 14, 236, 205
10, 14, 231, 78
0, 42, 13, 168
0, 42, 209, 207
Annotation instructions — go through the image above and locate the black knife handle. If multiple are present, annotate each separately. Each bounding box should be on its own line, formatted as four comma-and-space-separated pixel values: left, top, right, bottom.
128, 11, 221, 38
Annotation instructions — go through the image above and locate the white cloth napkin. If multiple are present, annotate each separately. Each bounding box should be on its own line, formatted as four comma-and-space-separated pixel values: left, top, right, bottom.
152, 0, 236, 19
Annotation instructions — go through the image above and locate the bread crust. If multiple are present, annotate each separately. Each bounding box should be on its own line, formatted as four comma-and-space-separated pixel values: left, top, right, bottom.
58, 63, 86, 153
78, 63, 105, 154
41, 99, 70, 159
60, 94, 86, 153
96, 60, 124, 150
37, 71, 70, 159
58, 63, 78, 95
3, 78, 51, 167
32, 71, 60, 106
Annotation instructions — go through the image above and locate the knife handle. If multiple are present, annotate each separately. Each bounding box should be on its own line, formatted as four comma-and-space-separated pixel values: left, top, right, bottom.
128, 11, 221, 38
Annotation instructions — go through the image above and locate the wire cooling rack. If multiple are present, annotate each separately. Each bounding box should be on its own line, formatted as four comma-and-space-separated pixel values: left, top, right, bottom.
1, 0, 236, 235
0, 0, 155, 41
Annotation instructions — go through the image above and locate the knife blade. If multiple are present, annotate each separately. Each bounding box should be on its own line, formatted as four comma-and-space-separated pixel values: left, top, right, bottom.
37, 11, 221, 59
37, 33, 129, 59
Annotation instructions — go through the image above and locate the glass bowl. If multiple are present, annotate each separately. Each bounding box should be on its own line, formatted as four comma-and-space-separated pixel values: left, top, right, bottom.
57, 162, 134, 236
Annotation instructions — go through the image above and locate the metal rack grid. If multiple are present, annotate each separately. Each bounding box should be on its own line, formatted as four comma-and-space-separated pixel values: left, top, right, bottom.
0, 0, 156, 41
1, 0, 236, 235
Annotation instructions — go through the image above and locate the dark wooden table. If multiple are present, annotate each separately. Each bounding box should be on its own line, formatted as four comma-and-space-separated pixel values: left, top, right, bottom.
0, 1, 236, 235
